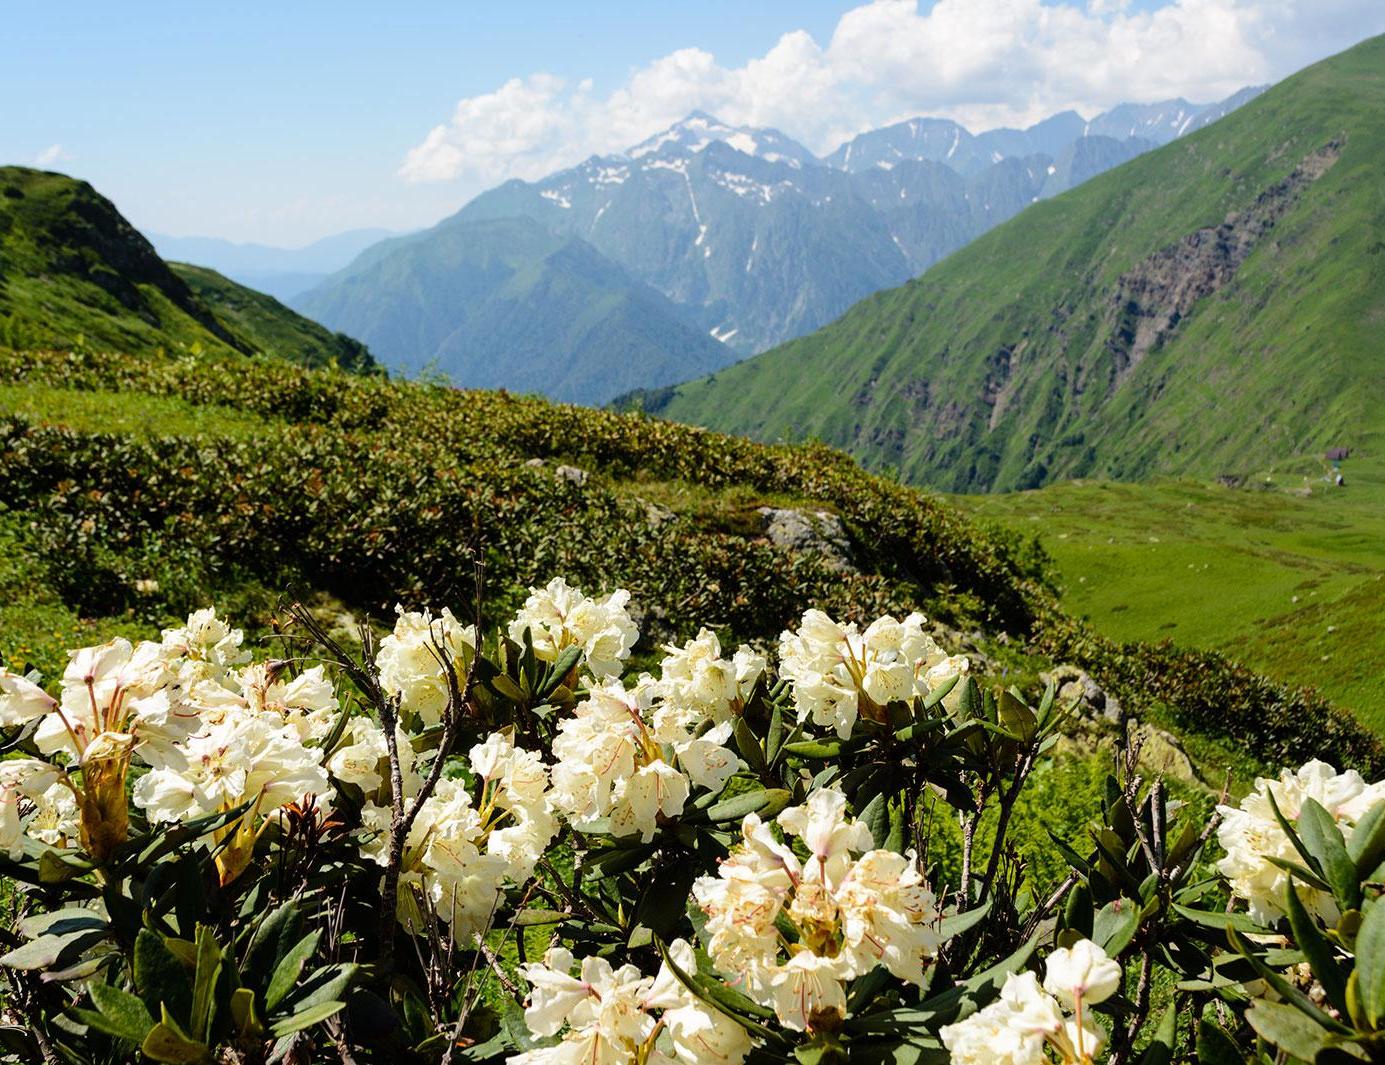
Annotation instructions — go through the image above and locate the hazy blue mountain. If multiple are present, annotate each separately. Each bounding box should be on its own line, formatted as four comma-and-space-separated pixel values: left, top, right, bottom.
149, 227, 396, 301
294, 215, 734, 404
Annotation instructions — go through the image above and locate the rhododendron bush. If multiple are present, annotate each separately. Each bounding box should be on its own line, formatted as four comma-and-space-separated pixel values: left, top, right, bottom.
2, 579, 1383, 1064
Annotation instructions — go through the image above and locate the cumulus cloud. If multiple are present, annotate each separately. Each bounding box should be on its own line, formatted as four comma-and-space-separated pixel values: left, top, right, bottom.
400, 0, 1385, 187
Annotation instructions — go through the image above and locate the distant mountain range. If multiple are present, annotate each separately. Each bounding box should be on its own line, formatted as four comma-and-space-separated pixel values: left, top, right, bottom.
149, 228, 395, 302
294, 215, 730, 404
0, 166, 375, 371
294, 89, 1261, 398
640, 36, 1384, 491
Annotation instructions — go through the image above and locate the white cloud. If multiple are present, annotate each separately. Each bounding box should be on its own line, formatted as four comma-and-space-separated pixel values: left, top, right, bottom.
400, 0, 1384, 191
34, 143, 69, 167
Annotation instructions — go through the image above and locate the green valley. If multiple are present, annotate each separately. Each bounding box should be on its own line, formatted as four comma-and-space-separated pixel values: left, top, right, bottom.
957, 442, 1385, 727
644, 35, 1385, 493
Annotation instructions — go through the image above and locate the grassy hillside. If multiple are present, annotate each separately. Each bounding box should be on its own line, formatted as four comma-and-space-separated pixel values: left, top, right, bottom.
645, 35, 1385, 492
295, 214, 735, 404
0, 166, 375, 370
1, 347, 1380, 784
172, 262, 375, 372
957, 438, 1385, 727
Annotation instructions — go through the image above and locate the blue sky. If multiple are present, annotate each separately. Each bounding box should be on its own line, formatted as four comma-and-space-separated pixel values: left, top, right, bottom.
4, 1, 1378, 246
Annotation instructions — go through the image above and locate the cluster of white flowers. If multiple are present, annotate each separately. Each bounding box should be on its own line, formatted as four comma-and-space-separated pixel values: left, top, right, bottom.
0, 610, 338, 874
692, 788, 941, 1032
513, 940, 750, 1065
777, 610, 969, 738
940, 939, 1121, 1065
508, 577, 638, 679
651, 628, 765, 723
359, 729, 556, 938
1217, 759, 1385, 924
376, 606, 477, 725
549, 675, 742, 843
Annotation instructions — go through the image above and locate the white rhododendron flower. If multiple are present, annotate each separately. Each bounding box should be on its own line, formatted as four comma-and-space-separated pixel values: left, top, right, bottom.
159, 608, 249, 684
692, 788, 940, 1032
0, 668, 56, 726
376, 606, 477, 725
653, 628, 765, 723
1044, 939, 1123, 1010
940, 953, 1109, 1065
514, 940, 749, 1065
133, 708, 330, 826
360, 730, 555, 937
777, 609, 967, 738
508, 577, 638, 679
0, 759, 66, 859
35, 638, 173, 760
1217, 759, 1385, 923
241, 663, 339, 743
550, 678, 739, 842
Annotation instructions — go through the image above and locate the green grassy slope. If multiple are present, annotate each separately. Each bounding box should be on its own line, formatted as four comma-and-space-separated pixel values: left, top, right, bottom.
646, 35, 1385, 492
171, 263, 375, 372
957, 439, 1385, 727
0, 166, 375, 371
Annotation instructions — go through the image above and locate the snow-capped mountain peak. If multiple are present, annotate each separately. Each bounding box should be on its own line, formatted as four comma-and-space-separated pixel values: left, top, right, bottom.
626, 112, 818, 168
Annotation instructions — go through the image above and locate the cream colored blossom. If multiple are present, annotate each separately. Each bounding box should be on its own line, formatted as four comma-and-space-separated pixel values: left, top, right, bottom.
0, 669, 56, 727
1044, 939, 1122, 1009
778, 610, 965, 738
1217, 759, 1385, 923
508, 577, 638, 679
376, 606, 477, 726
654, 629, 765, 723
693, 788, 940, 1033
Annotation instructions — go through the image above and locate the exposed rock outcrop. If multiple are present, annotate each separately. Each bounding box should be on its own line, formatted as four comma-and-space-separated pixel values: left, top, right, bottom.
757, 507, 858, 573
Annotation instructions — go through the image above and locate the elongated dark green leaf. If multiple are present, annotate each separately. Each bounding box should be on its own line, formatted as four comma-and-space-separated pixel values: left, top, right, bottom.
189, 926, 222, 1042
83, 981, 156, 1043
706, 788, 789, 823
1349, 801, 1385, 876
134, 930, 193, 1028
1227, 927, 1353, 1034
766, 703, 787, 765
733, 719, 767, 771
859, 791, 889, 850
1354, 899, 1385, 1028
1136, 1003, 1177, 1065
269, 998, 345, 1037
1283, 875, 1348, 1013
1298, 798, 1360, 911
939, 900, 992, 942
783, 739, 843, 759
265, 930, 320, 1011
1093, 897, 1140, 956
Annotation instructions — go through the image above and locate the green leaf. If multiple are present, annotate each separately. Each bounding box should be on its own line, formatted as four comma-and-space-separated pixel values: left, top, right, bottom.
1227, 927, 1353, 1034
229, 987, 263, 1039
0, 928, 106, 971
1244, 1000, 1332, 1061
1349, 801, 1385, 876
706, 788, 789, 823
1093, 897, 1140, 956
1298, 798, 1361, 911
733, 719, 767, 771
859, 791, 889, 850
766, 703, 787, 764
269, 998, 346, 1037
783, 739, 843, 759
189, 925, 222, 1042
1354, 899, 1385, 1027
82, 981, 156, 1043
938, 899, 992, 942
265, 929, 320, 1011
1283, 875, 1348, 1014
242, 902, 303, 992
141, 1007, 210, 1064
1195, 1019, 1246, 1065
133, 930, 193, 1029
1135, 1003, 1177, 1065
283, 963, 361, 1013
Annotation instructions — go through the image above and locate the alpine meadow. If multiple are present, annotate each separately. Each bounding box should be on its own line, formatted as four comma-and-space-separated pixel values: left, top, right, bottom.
1, 8, 1383, 1065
